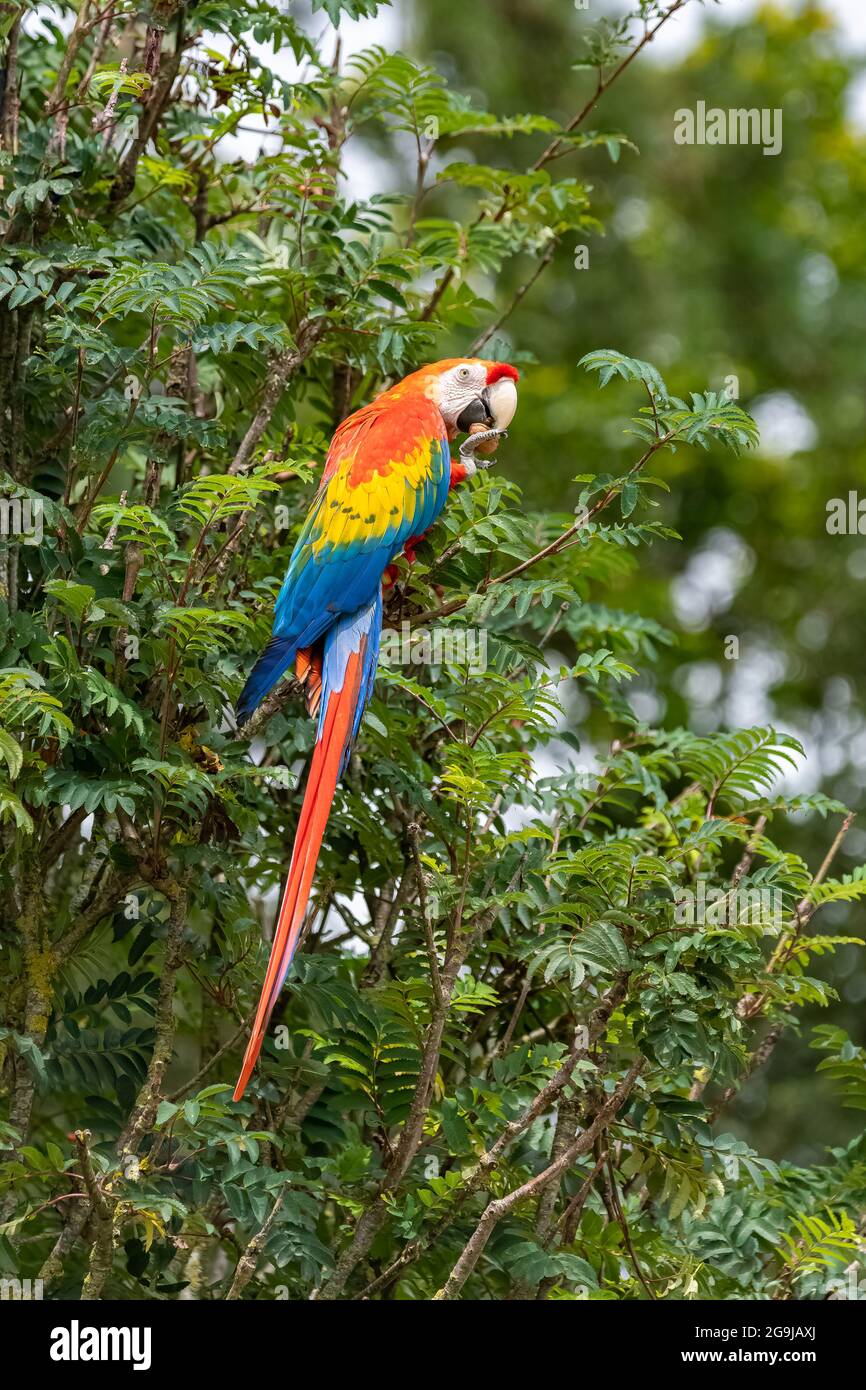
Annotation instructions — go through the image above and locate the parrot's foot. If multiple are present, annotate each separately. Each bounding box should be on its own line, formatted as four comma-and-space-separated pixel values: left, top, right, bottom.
458, 428, 506, 474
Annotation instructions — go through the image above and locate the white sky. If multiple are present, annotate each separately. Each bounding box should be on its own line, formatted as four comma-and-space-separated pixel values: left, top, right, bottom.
300, 0, 866, 61
24, 2, 866, 99
224, 0, 866, 170
27, 3, 864, 169
647, 0, 866, 57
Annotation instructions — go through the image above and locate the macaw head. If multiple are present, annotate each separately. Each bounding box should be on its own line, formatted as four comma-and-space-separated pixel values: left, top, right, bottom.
403, 358, 520, 438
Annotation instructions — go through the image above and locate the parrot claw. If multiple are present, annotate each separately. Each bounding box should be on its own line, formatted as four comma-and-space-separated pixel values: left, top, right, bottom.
459, 428, 506, 469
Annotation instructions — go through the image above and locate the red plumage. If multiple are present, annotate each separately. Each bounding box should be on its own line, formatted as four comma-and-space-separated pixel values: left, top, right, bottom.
486, 363, 520, 385
233, 626, 374, 1102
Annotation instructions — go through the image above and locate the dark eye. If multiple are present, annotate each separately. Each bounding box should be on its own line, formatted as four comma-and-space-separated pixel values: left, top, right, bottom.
457, 366, 471, 381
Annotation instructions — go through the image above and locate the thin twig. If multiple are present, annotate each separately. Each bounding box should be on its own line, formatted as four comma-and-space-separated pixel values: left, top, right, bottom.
433, 1058, 644, 1300
225, 1189, 286, 1299
169, 1021, 248, 1103
408, 820, 443, 1007
469, 241, 558, 355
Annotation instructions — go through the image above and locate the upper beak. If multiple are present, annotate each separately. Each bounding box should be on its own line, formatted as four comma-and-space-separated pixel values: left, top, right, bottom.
486, 377, 518, 430
455, 378, 518, 434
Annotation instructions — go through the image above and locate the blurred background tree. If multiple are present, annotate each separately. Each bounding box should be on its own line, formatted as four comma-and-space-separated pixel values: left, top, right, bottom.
404, 0, 866, 1162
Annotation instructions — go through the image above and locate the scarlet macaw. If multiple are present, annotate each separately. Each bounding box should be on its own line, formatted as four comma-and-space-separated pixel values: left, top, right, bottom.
232, 357, 519, 1101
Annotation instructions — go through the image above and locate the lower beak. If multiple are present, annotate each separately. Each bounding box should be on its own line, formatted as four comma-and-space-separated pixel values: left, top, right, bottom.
456, 390, 494, 433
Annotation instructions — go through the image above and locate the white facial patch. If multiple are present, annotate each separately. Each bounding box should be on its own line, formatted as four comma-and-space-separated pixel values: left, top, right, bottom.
487, 378, 518, 430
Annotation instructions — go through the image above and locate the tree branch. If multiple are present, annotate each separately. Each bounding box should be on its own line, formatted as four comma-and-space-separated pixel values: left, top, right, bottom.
228, 317, 328, 476
226, 1189, 285, 1299
433, 1057, 644, 1299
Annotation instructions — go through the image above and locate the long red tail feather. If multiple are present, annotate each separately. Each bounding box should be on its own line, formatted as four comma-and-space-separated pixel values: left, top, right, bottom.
233, 642, 368, 1102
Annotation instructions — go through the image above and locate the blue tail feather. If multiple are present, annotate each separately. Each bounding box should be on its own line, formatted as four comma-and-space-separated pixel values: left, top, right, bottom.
236, 636, 295, 725
318, 590, 383, 773
238, 591, 383, 729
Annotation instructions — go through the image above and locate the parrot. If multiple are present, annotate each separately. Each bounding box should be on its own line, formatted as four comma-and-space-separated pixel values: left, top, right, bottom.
232, 357, 519, 1102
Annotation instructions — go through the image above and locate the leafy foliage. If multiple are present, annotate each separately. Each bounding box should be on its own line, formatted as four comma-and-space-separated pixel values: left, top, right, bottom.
0, 0, 863, 1307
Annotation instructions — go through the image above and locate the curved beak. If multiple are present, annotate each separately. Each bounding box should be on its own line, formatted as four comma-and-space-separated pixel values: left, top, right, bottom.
455, 378, 519, 434
486, 376, 518, 430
